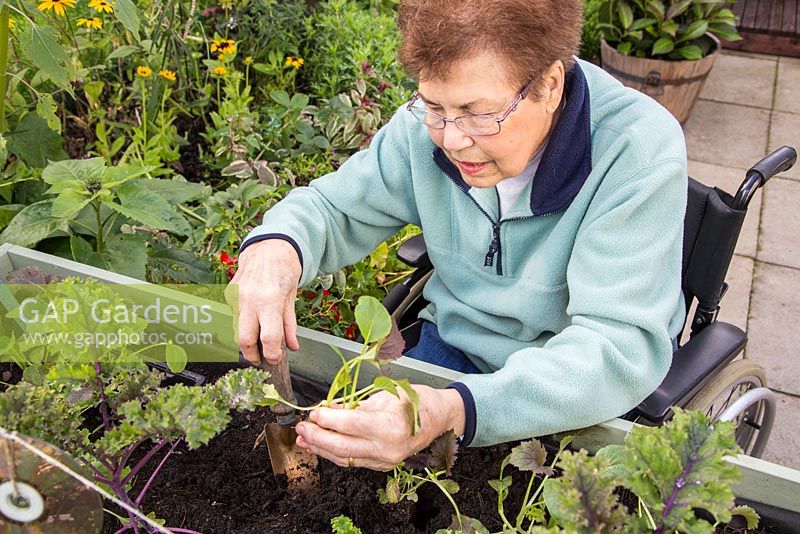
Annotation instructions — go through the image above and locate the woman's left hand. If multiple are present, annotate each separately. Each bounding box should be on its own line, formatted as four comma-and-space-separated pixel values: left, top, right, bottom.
294, 385, 466, 471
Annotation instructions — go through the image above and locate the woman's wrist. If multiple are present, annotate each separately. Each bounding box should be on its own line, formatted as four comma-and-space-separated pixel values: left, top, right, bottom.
419, 386, 466, 443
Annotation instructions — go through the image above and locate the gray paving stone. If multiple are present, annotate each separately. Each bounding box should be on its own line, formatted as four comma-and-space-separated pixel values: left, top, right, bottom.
775, 57, 800, 114
721, 49, 778, 62
767, 111, 800, 181
747, 262, 800, 397
700, 53, 776, 109
758, 178, 800, 268
683, 100, 770, 170
760, 391, 800, 471
688, 161, 762, 257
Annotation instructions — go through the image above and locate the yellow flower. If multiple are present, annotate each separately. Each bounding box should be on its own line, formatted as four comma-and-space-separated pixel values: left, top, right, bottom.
217, 53, 226, 62
136, 65, 152, 78
159, 69, 176, 82
88, 0, 113, 14
7, 19, 14, 29
210, 38, 236, 57
285, 56, 304, 69
76, 17, 103, 30
212, 66, 227, 77
37, 0, 76, 17
244, 56, 253, 65
219, 0, 234, 8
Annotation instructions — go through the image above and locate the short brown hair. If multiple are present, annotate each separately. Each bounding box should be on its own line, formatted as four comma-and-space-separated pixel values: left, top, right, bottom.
397, 0, 583, 96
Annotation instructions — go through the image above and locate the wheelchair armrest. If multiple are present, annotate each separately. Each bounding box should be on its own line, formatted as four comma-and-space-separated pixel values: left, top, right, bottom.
397, 234, 432, 270
631, 321, 747, 423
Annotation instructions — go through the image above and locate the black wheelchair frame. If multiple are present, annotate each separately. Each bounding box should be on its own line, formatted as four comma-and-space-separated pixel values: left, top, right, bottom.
382, 146, 798, 458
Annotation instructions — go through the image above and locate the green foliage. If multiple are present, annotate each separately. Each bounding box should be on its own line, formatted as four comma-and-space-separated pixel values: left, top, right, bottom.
0, 158, 211, 281
414, 411, 752, 533
236, 0, 307, 63
597, 0, 741, 59
304, 0, 412, 115
0, 279, 282, 530
580, 0, 605, 61
330, 515, 363, 534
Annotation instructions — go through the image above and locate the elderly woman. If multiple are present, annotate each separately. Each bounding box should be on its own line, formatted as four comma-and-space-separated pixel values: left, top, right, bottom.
233, 0, 687, 470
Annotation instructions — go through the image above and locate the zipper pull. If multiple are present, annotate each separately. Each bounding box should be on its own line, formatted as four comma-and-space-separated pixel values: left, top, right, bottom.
484, 224, 501, 267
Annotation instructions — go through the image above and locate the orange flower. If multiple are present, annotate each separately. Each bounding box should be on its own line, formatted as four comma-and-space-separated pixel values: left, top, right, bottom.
136, 65, 152, 78
37, 0, 76, 16
158, 69, 176, 82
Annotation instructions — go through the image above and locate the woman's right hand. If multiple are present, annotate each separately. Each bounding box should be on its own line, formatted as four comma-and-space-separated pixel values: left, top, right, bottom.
228, 239, 302, 365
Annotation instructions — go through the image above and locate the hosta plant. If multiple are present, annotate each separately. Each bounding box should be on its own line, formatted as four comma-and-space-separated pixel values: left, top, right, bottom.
597, 0, 741, 59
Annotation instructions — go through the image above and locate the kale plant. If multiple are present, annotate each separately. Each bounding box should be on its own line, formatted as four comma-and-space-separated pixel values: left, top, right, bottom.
0, 278, 283, 532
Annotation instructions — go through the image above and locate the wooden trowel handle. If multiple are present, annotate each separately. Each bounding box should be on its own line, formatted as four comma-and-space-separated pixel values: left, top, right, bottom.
260, 344, 298, 418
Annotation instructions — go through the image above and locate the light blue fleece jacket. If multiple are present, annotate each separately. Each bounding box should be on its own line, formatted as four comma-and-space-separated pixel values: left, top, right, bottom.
242, 59, 687, 447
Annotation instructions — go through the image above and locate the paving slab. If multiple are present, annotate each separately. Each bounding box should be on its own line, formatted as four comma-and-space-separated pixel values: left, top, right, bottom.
700, 53, 776, 109
747, 261, 800, 397
767, 111, 800, 181
720, 49, 778, 62
688, 160, 762, 258
758, 178, 800, 268
683, 100, 770, 170
775, 56, 800, 114
760, 391, 800, 471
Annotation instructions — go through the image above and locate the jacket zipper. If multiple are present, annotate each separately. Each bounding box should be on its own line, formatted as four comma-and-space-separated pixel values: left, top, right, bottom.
444, 170, 558, 275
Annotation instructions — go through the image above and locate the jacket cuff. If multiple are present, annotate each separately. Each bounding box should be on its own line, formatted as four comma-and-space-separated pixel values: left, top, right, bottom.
447, 382, 476, 447
239, 233, 304, 279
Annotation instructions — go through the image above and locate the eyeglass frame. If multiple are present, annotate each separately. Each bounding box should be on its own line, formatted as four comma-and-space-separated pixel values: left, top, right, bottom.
406, 77, 538, 137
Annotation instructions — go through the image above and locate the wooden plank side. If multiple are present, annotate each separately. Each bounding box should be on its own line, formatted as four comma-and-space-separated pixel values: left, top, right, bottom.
771, 0, 785, 34
741, 0, 761, 29
786, 0, 798, 33
755, 0, 774, 30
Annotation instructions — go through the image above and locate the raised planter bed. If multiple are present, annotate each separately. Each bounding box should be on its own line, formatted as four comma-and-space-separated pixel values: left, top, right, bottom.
2, 243, 800, 532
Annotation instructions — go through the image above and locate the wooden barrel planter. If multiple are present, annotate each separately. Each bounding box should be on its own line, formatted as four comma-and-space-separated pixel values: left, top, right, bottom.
600, 36, 721, 124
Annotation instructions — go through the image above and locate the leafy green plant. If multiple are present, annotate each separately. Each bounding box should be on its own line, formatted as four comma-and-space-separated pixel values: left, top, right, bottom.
580, 0, 605, 61
403, 409, 756, 533
0, 277, 284, 532
597, 0, 741, 59
235, 0, 306, 66
331, 514, 364, 534
303, 0, 412, 116
0, 157, 208, 281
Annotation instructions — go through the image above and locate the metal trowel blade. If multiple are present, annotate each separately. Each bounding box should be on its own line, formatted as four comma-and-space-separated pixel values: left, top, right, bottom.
264, 422, 319, 492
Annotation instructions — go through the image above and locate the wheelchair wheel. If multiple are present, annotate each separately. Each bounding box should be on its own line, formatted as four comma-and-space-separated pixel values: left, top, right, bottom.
684, 360, 771, 457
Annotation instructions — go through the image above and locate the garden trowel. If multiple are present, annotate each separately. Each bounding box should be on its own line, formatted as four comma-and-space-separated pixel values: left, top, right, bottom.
259, 344, 319, 492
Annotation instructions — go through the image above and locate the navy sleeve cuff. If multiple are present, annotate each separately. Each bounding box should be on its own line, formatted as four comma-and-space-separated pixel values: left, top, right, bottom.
239, 233, 304, 279
447, 382, 476, 447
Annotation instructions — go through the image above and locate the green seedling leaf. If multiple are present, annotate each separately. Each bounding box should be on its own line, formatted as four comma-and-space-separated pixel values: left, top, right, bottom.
446, 514, 489, 534
372, 376, 398, 397
437, 479, 459, 495
326, 346, 352, 404
509, 438, 554, 476
730, 505, 760, 529
330, 515, 362, 534
595, 443, 628, 480
354, 295, 391, 344
429, 429, 459, 475
394, 378, 421, 435
51, 189, 92, 219
212, 368, 281, 411
165, 343, 187, 374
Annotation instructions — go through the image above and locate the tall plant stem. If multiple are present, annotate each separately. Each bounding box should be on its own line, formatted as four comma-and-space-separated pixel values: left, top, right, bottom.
93, 200, 105, 252
135, 439, 180, 505
0, 5, 10, 133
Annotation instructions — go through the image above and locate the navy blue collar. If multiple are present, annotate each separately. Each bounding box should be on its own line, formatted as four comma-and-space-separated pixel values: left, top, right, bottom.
432, 62, 592, 216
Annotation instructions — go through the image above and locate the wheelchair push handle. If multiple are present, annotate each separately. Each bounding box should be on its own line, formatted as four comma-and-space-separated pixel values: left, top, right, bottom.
733, 146, 797, 210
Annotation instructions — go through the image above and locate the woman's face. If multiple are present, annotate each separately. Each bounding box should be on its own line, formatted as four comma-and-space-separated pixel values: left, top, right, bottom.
417, 52, 565, 189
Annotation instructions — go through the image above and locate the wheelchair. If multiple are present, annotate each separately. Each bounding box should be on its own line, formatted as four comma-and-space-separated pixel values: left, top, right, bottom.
382, 146, 798, 458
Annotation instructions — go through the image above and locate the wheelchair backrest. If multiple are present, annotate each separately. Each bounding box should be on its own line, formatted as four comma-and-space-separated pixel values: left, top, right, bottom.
680, 177, 748, 338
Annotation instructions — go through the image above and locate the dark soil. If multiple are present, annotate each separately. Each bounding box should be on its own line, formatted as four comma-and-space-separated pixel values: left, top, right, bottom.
101, 364, 529, 534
